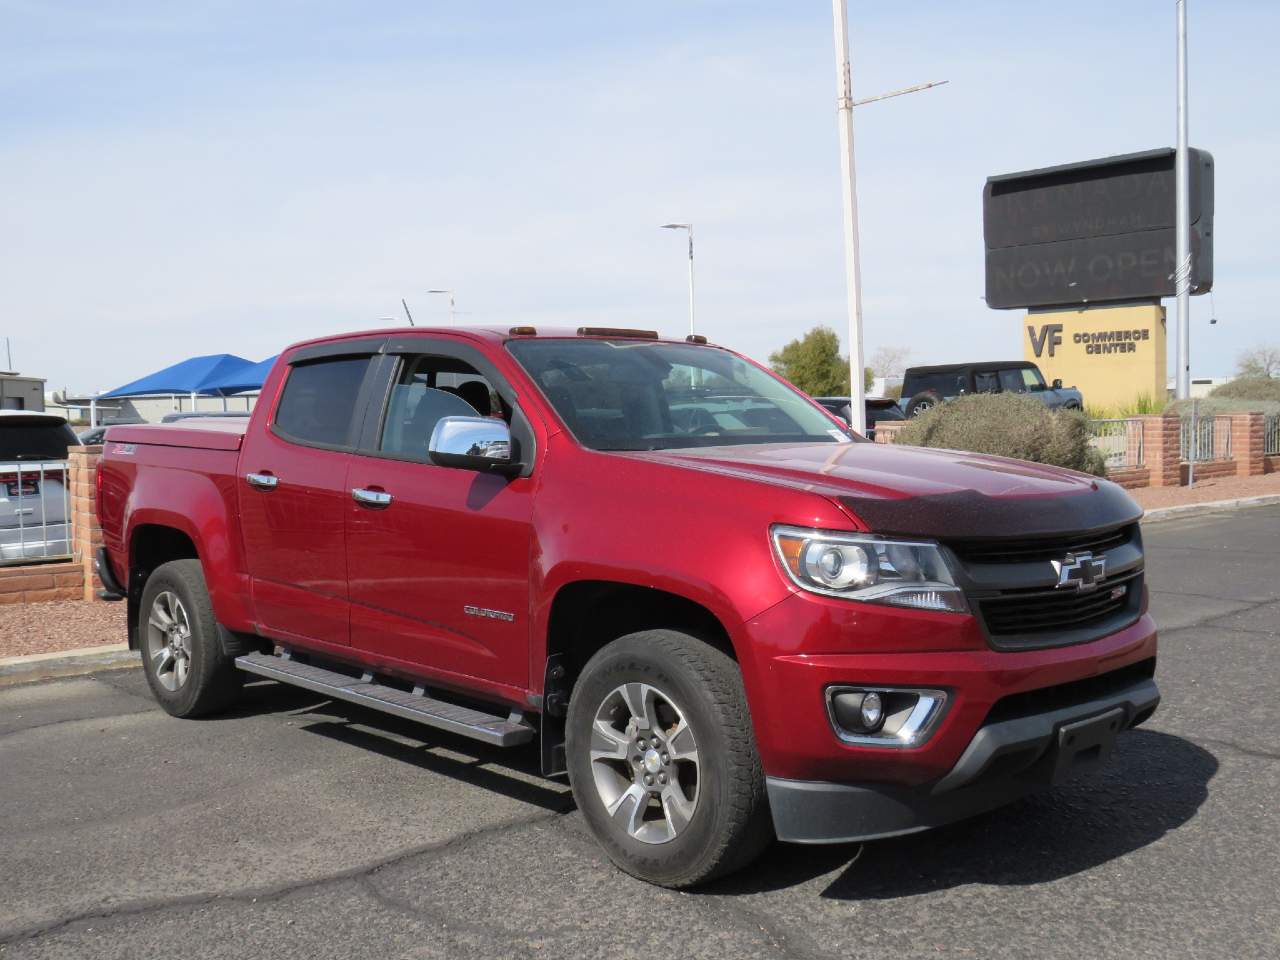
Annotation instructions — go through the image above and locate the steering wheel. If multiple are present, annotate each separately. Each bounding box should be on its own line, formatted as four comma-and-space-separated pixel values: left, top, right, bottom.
680, 408, 720, 435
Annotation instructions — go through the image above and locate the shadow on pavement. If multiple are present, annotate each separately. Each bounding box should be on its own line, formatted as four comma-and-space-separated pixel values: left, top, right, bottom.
706, 730, 1217, 900
234, 678, 573, 814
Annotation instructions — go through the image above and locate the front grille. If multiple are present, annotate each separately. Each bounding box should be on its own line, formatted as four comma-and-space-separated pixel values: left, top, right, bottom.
977, 570, 1142, 645
950, 523, 1135, 565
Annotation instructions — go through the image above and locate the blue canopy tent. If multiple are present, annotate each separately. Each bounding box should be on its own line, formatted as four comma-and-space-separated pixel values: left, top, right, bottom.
100, 354, 256, 400
199, 355, 278, 395
95, 353, 276, 425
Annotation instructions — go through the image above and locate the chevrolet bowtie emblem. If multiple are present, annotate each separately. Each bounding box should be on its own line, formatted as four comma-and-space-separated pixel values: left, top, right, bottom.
1051, 551, 1106, 593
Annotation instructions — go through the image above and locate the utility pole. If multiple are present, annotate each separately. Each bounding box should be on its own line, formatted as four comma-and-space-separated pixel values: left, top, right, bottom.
427, 289, 456, 326
831, 0, 867, 435
1174, 0, 1192, 399
660, 223, 696, 336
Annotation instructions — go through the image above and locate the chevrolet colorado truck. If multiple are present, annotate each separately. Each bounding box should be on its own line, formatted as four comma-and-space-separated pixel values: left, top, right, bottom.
96, 326, 1159, 887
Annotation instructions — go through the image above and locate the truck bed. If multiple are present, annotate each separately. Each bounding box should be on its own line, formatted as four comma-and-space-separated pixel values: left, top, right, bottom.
105, 418, 248, 452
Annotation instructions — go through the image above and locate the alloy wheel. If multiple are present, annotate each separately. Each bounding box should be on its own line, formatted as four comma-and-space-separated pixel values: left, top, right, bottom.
145, 590, 193, 692
588, 682, 700, 844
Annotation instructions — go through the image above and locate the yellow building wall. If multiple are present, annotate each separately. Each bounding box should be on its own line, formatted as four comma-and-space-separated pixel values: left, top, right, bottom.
1023, 303, 1167, 412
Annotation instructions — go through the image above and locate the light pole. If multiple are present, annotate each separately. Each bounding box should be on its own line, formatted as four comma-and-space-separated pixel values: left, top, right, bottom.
427, 289, 456, 326
660, 223, 695, 336
1174, 0, 1192, 399
830, 0, 945, 435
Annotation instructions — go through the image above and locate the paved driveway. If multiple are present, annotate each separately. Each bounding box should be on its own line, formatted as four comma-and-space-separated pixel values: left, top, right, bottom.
2, 508, 1278, 959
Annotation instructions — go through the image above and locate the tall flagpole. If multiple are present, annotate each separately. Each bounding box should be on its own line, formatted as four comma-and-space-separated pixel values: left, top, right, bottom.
1174, 0, 1191, 399
831, 0, 867, 435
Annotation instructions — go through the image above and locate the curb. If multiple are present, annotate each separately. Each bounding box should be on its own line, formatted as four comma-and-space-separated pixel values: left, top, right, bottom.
0, 643, 137, 687
1141, 493, 1280, 525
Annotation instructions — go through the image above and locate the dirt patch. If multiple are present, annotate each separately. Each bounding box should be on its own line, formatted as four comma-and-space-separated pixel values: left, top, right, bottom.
1131, 471, 1280, 511
0, 600, 128, 659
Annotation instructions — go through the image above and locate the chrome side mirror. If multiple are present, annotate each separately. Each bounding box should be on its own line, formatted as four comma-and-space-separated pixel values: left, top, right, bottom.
428, 416, 518, 474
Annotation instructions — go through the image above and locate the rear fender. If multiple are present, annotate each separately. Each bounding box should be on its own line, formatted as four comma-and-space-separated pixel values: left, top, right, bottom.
123, 472, 254, 633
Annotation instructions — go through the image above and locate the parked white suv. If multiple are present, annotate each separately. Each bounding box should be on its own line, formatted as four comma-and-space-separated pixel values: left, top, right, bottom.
0, 411, 79, 563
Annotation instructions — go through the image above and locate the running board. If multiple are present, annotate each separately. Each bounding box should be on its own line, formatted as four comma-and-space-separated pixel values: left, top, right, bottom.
235, 652, 535, 747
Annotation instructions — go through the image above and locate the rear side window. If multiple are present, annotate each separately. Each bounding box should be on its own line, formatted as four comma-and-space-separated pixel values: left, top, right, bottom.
906, 371, 967, 398
0, 423, 77, 461
274, 357, 371, 448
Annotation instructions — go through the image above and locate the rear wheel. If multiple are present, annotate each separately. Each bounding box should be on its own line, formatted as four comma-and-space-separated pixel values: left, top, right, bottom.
566, 630, 773, 887
139, 559, 242, 717
905, 390, 942, 417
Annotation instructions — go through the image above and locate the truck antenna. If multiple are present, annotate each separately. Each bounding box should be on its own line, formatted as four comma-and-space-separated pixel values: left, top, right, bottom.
401, 298, 416, 327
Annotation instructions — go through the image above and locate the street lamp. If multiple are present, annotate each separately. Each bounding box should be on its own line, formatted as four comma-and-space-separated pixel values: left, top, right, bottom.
427, 289, 456, 326
830, 0, 946, 435
660, 223, 696, 337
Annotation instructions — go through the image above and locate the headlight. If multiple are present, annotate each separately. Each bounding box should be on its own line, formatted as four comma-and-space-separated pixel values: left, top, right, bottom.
771, 525, 968, 613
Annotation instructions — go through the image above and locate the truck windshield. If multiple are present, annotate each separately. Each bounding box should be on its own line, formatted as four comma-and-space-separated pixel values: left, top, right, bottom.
506, 339, 850, 451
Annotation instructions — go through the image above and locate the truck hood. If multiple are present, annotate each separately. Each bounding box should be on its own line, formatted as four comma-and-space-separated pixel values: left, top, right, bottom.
627, 440, 1141, 540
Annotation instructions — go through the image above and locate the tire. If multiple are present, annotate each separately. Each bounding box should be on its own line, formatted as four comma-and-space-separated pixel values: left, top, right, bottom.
905, 390, 941, 418
565, 630, 773, 888
138, 559, 242, 718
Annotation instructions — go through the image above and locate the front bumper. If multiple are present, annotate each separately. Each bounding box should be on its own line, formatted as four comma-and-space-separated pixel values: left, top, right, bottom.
767, 676, 1159, 844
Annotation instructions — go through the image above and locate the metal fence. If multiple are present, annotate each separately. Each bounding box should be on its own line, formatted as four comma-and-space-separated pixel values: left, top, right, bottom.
1180, 416, 1233, 463
0, 460, 74, 566
1088, 419, 1144, 470
1266, 414, 1280, 457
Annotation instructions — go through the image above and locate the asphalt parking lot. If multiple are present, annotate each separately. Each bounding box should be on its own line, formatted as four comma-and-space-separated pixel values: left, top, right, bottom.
2, 507, 1278, 960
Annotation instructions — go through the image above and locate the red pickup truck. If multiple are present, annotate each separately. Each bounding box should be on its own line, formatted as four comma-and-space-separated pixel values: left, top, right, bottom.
96, 326, 1159, 887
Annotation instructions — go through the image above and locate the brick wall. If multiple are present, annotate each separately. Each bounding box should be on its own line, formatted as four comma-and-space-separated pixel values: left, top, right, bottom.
864, 412, 1273, 492
70, 445, 105, 601
1231, 412, 1265, 477
0, 446, 104, 606
873, 422, 907, 444
0, 560, 84, 605
1139, 415, 1182, 487
1107, 467, 1151, 490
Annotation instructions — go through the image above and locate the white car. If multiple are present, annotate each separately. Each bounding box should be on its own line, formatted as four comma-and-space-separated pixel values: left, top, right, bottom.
0, 411, 80, 563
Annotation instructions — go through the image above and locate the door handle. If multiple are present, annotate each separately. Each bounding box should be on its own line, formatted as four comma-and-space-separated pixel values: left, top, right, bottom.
352, 487, 392, 508
246, 472, 279, 490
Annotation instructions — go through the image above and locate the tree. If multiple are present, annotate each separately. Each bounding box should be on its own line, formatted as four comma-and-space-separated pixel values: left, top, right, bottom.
1237, 345, 1280, 380
768, 326, 849, 396
868, 345, 910, 379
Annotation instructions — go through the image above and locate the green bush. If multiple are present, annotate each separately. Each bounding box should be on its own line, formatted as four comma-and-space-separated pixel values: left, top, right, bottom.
1209, 376, 1280, 404
895, 393, 1107, 476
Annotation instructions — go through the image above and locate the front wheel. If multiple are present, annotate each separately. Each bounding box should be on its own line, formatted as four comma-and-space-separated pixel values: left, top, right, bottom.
139, 559, 242, 718
565, 630, 773, 887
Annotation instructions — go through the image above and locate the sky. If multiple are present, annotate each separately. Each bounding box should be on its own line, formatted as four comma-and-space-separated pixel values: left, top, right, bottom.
2, 0, 1277, 394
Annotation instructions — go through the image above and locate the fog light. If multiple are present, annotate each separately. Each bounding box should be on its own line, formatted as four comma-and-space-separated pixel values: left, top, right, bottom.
826, 686, 949, 747
831, 691, 885, 734
859, 691, 883, 729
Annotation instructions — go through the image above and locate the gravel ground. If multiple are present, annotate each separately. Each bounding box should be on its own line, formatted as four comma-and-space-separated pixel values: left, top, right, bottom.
0, 601, 127, 659
1131, 470, 1280, 510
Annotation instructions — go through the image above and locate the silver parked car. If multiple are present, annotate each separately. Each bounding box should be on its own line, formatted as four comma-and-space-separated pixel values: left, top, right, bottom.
0, 411, 80, 563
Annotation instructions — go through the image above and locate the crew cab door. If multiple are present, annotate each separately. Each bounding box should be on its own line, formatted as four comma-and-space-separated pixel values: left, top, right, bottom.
239, 345, 383, 647
344, 339, 536, 693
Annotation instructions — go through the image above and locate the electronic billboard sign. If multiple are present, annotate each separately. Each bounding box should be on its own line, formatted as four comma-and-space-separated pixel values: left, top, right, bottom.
983, 148, 1213, 310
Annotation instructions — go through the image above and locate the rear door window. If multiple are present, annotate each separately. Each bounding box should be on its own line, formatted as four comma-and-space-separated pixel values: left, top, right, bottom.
998, 368, 1029, 393
274, 357, 372, 448
974, 372, 1001, 393
0, 423, 77, 461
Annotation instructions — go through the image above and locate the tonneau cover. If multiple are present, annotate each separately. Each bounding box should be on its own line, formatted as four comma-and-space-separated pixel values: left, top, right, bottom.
105, 419, 247, 452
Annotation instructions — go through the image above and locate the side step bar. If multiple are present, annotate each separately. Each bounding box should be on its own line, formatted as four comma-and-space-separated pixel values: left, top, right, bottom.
235, 651, 535, 748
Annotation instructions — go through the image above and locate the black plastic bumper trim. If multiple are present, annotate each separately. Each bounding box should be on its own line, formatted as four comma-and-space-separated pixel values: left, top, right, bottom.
768, 677, 1160, 845
94, 547, 126, 601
